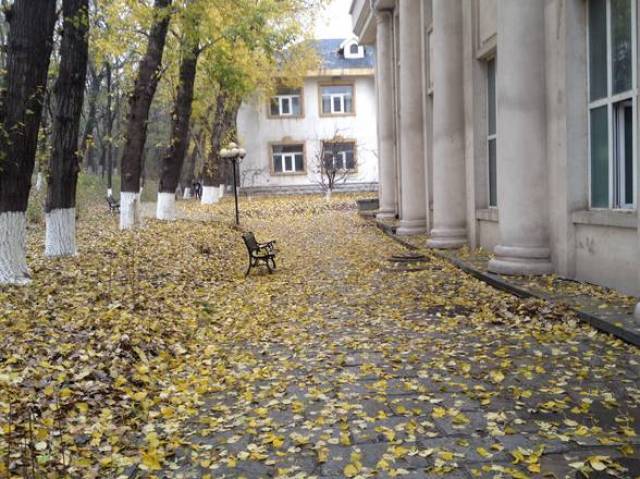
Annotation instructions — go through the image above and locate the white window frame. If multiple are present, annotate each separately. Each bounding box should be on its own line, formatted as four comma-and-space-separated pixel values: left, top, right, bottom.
273, 146, 304, 174
587, 0, 637, 210
271, 93, 301, 117
320, 85, 354, 115
323, 142, 356, 171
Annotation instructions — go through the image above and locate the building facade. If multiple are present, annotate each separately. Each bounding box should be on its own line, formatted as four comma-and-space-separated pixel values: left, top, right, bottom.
351, 0, 640, 306
237, 38, 379, 195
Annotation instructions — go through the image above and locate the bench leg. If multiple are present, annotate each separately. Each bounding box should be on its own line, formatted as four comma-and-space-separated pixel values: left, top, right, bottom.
245, 258, 253, 277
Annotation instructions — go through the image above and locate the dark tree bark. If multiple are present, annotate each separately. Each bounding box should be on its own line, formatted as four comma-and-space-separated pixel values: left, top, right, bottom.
0, 0, 57, 214
119, 0, 171, 196
203, 94, 239, 189
158, 45, 198, 195
46, 0, 89, 212
181, 130, 202, 190
0, 0, 57, 284
44, 0, 89, 256
80, 62, 103, 173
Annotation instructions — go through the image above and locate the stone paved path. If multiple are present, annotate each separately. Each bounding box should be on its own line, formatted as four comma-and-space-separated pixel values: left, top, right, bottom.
164, 200, 640, 479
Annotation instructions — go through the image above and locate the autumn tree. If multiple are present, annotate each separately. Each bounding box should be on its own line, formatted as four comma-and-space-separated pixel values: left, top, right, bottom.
156, 0, 200, 220
119, 0, 172, 229
45, 0, 90, 257
0, 0, 57, 284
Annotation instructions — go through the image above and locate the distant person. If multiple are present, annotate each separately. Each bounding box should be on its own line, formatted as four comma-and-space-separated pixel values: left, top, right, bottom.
194, 181, 202, 200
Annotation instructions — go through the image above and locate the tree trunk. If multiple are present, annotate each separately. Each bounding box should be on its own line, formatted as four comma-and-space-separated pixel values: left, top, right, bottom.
202, 94, 239, 204
157, 45, 198, 220
45, 0, 89, 257
0, 0, 57, 284
181, 130, 201, 197
119, 0, 171, 229
80, 63, 102, 173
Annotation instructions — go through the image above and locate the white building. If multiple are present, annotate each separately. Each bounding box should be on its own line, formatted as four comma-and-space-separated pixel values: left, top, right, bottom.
237, 38, 379, 194
351, 0, 640, 311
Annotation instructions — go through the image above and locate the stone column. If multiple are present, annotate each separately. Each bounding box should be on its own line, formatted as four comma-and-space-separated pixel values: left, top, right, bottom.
487, 0, 552, 275
375, 9, 397, 219
427, 0, 467, 249
396, 0, 426, 235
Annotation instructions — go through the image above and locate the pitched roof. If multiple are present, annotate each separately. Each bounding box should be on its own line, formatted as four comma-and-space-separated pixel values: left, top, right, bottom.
312, 38, 375, 70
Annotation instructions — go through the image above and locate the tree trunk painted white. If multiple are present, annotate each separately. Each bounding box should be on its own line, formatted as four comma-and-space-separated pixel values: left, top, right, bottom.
119, 191, 141, 230
0, 211, 30, 285
35, 172, 44, 192
325, 188, 333, 201
201, 186, 219, 204
218, 185, 225, 198
156, 191, 176, 220
107, 188, 113, 197
45, 208, 76, 257
183, 187, 191, 198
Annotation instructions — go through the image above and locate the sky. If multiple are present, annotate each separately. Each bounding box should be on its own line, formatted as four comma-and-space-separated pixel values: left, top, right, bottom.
313, 0, 354, 40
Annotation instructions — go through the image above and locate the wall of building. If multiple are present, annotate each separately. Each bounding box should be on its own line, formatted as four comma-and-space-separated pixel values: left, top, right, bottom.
237, 76, 379, 191
355, 0, 640, 299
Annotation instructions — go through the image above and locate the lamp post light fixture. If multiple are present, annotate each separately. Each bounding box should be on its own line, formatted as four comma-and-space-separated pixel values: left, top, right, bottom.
220, 142, 246, 225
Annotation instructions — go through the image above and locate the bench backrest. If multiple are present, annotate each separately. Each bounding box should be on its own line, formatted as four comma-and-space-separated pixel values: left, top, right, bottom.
242, 232, 259, 252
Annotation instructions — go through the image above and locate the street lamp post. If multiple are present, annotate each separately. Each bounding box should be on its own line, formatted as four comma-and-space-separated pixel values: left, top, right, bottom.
220, 142, 246, 226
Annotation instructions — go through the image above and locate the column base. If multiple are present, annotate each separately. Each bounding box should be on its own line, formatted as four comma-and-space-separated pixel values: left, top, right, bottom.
376, 209, 396, 220
396, 218, 426, 236
488, 244, 553, 275
427, 227, 467, 249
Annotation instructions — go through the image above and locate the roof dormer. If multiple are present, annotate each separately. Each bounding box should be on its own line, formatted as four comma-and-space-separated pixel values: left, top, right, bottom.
340, 37, 365, 60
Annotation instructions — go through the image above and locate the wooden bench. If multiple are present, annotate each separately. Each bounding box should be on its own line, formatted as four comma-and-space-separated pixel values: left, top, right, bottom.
242, 232, 276, 276
107, 195, 120, 213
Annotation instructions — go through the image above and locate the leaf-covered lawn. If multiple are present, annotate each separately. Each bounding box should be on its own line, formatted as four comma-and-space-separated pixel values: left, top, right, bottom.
1, 195, 640, 478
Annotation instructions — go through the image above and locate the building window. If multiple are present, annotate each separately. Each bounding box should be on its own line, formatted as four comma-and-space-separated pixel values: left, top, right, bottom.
272, 144, 304, 174
322, 141, 356, 171
320, 84, 354, 115
487, 58, 497, 208
588, 0, 636, 209
269, 88, 302, 117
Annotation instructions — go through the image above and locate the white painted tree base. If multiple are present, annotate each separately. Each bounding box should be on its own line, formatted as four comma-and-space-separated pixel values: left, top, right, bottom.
107, 188, 113, 197
0, 211, 30, 285
120, 191, 141, 230
156, 192, 176, 220
45, 208, 77, 257
201, 186, 219, 204
218, 186, 225, 198
183, 187, 192, 199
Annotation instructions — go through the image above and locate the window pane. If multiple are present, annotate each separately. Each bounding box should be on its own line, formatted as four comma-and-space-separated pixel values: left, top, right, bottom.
322, 96, 331, 113
281, 97, 290, 114
333, 96, 342, 112
589, 0, 608, 101
285, 155, 293, 171
345, 151, 355, 170
273, 154, 283, 172
291, 96, 301, 115
270, 98, 279, 116
295, 154, 304, 171
487, 59, 496, 136
344, 95, 353, 113
624, 104, 633, 204
281, 144, 303, 154
488, 139, 497, 207
590, 106, 609, 207
612, 0, 632, 94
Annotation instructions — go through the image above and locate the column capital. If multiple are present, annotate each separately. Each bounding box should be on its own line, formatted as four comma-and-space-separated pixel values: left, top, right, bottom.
372, 0, 395, 14
375, 8, 392, 24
